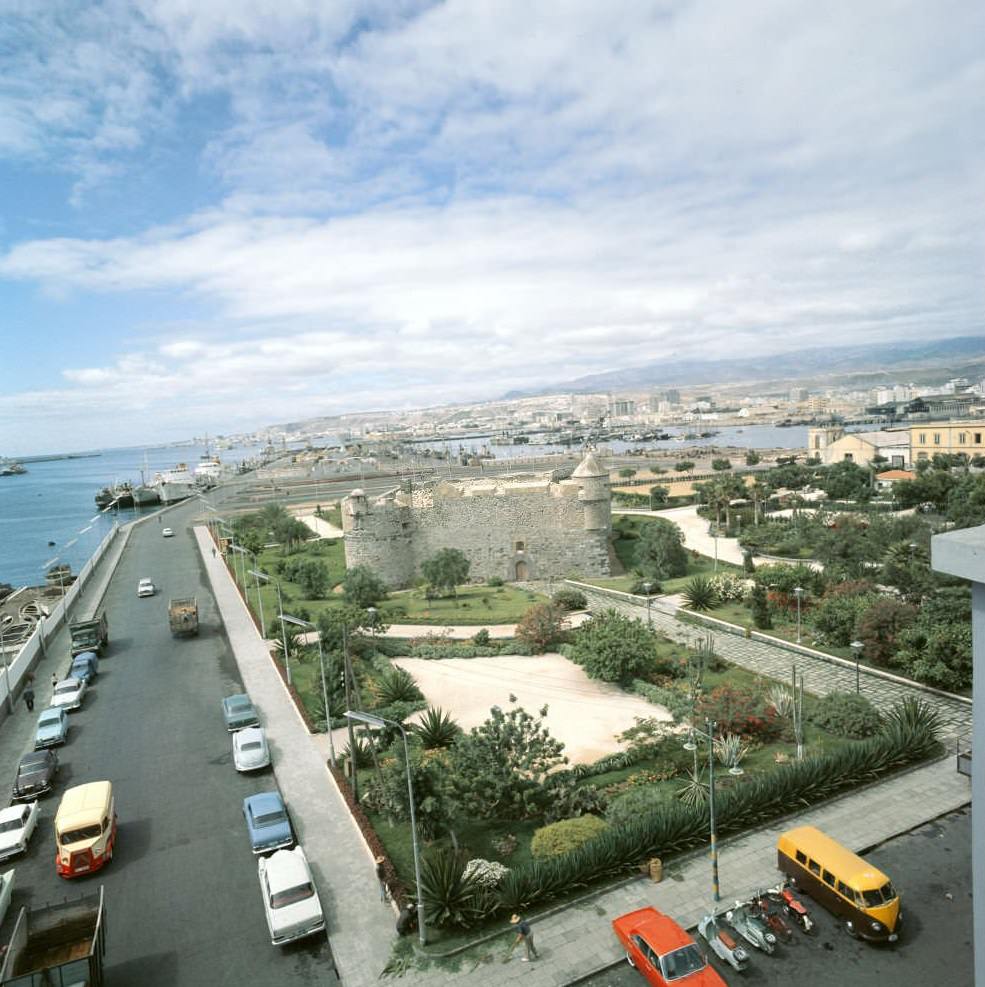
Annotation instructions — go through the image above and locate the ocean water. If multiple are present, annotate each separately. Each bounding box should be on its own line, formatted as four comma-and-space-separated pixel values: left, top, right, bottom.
0, 444, 260, 588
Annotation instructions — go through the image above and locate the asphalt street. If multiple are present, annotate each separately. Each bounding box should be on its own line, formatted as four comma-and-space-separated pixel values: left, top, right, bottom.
578, 808, 972, 987
0, 495, 338, 986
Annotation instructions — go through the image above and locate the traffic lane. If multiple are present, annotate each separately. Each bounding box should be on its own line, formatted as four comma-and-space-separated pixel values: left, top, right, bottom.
98, 517, 334, 986
579, 809, 972, 987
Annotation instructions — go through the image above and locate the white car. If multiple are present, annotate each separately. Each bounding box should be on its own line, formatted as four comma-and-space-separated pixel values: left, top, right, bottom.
162, 527, 174, 538
0, 868, 14, 928
137, 578, 155, 598
234, 726, 271, 772
258, 846, 325, 945
50, 676, 87, 712
0, 803, 39, 864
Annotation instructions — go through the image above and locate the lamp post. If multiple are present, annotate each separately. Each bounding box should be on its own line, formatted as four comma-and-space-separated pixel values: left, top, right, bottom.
642, 582, 653, 628
850, 640, 864, 694
713, 529, 719, 572
0, 615, 14, 713
282, 613, 336, 767
246, 569, 267, 645
345, 709, 426, 946
229, 544, 251, 603
682, 718, 741, 906
793, 586, 804, 644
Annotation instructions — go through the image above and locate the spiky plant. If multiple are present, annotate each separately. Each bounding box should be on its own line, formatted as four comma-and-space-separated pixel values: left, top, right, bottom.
767, 684, 793, 717
713, 732, 750, 771
418, 849, 493, 929
370, 665, 423, 706
412, 706, 462, 749
340, 736, 373, 770
676, 767, 709, 806
682, 576, 719, 612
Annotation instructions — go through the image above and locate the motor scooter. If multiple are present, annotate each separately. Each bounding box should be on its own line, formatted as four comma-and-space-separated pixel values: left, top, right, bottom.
750, 890, 794, 943
767, 881, 816, 935
726, 901, 778, 954
698, 913, 750, 973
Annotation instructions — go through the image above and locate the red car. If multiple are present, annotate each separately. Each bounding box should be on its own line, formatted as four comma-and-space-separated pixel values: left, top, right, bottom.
612, 907, 728, 986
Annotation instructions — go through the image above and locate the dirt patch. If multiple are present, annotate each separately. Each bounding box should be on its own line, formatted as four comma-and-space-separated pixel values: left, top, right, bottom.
392, 653, 671, 764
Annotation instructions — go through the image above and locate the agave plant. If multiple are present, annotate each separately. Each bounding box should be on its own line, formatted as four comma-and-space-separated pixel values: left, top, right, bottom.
767, 684, 793, 718
681, 576, 719, 612
340, 736, 373, 770
418, 849, 493, 929
713, 732, 749, 773
412, 706, 462, 749
371, 665, 424, 706
676, 766, 709, 806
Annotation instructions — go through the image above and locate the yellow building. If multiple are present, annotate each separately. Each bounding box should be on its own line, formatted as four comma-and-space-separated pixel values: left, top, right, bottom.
808, 426, 910, 468
910, 421, 985, 461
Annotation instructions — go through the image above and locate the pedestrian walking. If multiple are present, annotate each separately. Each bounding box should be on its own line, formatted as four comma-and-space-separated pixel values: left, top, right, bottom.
22, 684, 35, 711
211, 546, 217, 558
375, 855, 389, 902
510, 914, 538, 962
50, 672, 58, 691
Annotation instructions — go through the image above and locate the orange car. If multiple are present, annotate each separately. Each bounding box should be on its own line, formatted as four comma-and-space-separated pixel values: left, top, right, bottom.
612, 907, 728, 986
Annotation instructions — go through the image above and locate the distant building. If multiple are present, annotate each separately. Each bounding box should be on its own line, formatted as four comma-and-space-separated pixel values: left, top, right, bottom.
875, 469, 916, 493
789, 387, 808, 403
610, 399, 636, 417
807, 426, 910, 468
910, 420, 985, 461
664, 389, 680, 405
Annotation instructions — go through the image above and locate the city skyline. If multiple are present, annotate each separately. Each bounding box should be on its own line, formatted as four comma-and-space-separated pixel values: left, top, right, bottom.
1, 1, 983, 452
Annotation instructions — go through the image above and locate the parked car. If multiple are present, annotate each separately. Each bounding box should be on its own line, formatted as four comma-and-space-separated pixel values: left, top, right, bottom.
50, 676, 86, 712
258, 846, 325, 945
243, 791, 294, 855
0, 868, 13, 929
223, 694, 260, 732
612, 907, 728, 986
70, 652, 99, 684
35, 707, 69, 749
13, 749, 59, 801
0, 802, 39, 864
162, 527, 174, 538
137, 578, 155, 598
234, 726, 271, 772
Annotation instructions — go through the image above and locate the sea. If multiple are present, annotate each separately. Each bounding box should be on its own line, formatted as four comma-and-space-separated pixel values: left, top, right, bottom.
0, 443, 263, 589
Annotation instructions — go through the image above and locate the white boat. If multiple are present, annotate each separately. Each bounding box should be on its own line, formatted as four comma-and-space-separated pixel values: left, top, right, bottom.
194, 456, 222, 487
154, 464, 197, 504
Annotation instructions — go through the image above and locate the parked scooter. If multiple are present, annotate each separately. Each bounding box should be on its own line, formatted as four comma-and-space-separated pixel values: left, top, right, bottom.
726, 901, 778, 954
751, 890, 794, 943
698, 914, 750, 973
768, 881, 816, 935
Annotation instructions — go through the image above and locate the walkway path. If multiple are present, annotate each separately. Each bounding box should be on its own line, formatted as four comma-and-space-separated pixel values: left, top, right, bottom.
298, 512, 345, 539
578, 587, 973, 740
615, 505, 752, 566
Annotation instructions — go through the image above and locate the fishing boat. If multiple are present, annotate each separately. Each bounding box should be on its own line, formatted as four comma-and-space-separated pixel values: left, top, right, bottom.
155, 464, 197, 504
0, 458, 26, 476
94, 481, 134, 508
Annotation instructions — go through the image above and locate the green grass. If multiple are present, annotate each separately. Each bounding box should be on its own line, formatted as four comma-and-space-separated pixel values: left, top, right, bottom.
379, 585, 545, 625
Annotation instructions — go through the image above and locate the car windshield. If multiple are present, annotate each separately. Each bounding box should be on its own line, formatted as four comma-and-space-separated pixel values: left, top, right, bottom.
0, 814, 26, 834
242, 741, 263, 752
55, 683, 77, 695
255, 809, 286, 827
18, 756, 47, 775
659, 945, 706, 981
229, 698, 251, 711
39, 711, 61, 725
270, 881, 314, 909
60, 824, 102, 844
861, 882, 897, 908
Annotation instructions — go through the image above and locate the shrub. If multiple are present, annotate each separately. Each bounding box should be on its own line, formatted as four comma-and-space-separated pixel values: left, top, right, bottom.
418, 849, 493, 928
810, 591, 878, 647
486, 576, 504, 587
810, 692, 883, 739
462, 858, 509, 890
553, 588, 588, 611
542, 780, 609, 823
635, 518, 689, 581
606, 786, 675, 828
343, 565, 388, 607
412, 706, 462, 749
630, 577, 662, 595
370, 666, 424, 706
697, 685, 782, 741
892, 622, 973, 691
515, 602, 566, 654
856, 598, 918, 667
530, 816, 608, 859
681, 576, 718, 612
708, 573, 746, 602
472, 628, 491, 646
750, 582, 772, 629
569, 610, 665, 685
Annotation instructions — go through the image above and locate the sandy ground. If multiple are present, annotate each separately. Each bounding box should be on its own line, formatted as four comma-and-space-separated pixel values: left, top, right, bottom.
297, 513, 344, 539
390, 652, 670, 764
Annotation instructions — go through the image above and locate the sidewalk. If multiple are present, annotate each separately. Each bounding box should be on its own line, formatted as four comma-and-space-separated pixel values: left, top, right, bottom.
194, 526, 396, 987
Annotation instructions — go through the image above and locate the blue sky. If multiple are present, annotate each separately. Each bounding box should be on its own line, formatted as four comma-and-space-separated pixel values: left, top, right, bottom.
0, 0, 983, 455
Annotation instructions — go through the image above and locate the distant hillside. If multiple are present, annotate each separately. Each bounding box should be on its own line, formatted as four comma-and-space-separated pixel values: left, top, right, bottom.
504, 335, 985, 398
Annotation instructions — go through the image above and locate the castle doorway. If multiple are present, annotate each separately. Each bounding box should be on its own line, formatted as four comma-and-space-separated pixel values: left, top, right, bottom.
515, 560, 529, 581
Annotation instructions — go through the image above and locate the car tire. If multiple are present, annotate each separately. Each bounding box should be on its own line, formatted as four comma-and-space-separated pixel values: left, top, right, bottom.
844, 919, 859, 939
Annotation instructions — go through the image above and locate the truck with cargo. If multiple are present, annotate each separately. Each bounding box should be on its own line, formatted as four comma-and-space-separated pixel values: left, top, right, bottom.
0, 887, 106, 987
68, 612, 108, 657
169, 597, 199, 637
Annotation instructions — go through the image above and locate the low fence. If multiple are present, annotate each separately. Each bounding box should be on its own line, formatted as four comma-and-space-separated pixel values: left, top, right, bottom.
0, 524, 124, 720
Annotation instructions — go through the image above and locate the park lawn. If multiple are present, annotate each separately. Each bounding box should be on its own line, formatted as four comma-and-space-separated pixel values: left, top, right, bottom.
378, 584, 545, 625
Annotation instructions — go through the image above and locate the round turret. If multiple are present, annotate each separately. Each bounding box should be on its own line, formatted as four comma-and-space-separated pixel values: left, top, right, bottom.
574, 451, 610, 531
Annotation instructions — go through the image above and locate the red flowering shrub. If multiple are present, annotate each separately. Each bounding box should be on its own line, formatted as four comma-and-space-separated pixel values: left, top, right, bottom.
696, 685, 782, 741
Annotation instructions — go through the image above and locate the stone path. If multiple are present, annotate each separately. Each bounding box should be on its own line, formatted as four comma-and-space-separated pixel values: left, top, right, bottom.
576, 587, 973, 740
614, 505, 753, 566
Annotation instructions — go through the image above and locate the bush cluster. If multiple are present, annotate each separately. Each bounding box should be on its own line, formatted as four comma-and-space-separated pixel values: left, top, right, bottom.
809, 691, 883, 739
530, 815, 609, 859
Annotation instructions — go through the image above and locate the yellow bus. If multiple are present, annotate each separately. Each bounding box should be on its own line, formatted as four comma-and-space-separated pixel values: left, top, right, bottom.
776, 825, 900, 942
55, 781, 117, 879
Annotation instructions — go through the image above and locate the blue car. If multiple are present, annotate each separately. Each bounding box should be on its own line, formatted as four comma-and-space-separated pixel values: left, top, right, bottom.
243, 791, 294, 855
35, 707, 69, 749
70, 652, 99, 684
223, 694, 260, 732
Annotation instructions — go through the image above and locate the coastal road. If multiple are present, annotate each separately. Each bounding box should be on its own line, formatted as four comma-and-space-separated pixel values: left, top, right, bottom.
0, 496, 338, 985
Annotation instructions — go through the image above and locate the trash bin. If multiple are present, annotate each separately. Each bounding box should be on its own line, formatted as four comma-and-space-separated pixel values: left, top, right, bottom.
648, 857, 663, 882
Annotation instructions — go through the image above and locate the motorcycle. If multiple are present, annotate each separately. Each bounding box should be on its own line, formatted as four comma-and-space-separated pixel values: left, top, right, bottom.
726, 901, 778, 955
750, 890, 794, 943
698, 913, 750, 973
769, 881, 816, 935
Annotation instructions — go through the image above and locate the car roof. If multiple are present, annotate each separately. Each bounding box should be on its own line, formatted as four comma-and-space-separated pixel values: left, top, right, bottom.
139, 577, 153, 584
612, 907, 692, 953
39, 707, 64, 720
0, 804, 30, 824
226, 693, 252, 706
20, 750, 51, 764
236, 726, 265, 744
245, 791, 284, 814
56, 677, 82, 688
265, 847, 309, 892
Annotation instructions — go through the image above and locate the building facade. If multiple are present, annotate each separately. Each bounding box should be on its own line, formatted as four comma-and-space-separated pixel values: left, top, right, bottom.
910, 421, 985, 461
807, 426, 910, 467
341, 452, 612, 587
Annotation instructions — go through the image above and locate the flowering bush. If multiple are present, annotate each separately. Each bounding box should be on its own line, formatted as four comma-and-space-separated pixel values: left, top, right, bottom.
709, 573, 747, 602
462, 858, 509, 889
696, 685, 782, 741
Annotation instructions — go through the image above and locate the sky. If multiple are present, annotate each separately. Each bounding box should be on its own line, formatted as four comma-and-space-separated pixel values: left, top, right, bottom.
0, 0, 983, 455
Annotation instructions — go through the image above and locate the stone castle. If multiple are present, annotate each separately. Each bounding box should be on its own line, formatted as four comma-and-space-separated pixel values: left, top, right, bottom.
341, 451, 612, 587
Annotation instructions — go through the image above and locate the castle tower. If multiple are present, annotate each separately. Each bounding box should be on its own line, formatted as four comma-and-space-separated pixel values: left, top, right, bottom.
573, 450, 611, 532
807, 426, 845, 460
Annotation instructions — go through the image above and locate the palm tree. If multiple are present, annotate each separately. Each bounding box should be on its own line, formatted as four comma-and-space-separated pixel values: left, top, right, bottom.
750, 478, 772, 525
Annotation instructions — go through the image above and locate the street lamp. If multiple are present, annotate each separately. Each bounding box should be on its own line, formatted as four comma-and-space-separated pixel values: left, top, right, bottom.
345, 709, 426, 946
281, 613, 336, 767
246, 569, 269, 646
793, 586, 804, 644
850, 640, 864, 694
642, 582, 653, 628
229, 544, 251, 601
682, 718, 741, 905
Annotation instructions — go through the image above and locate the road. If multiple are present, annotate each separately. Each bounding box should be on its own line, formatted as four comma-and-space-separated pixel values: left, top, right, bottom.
578, 808, 972, 987
0, 494, 338, 985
